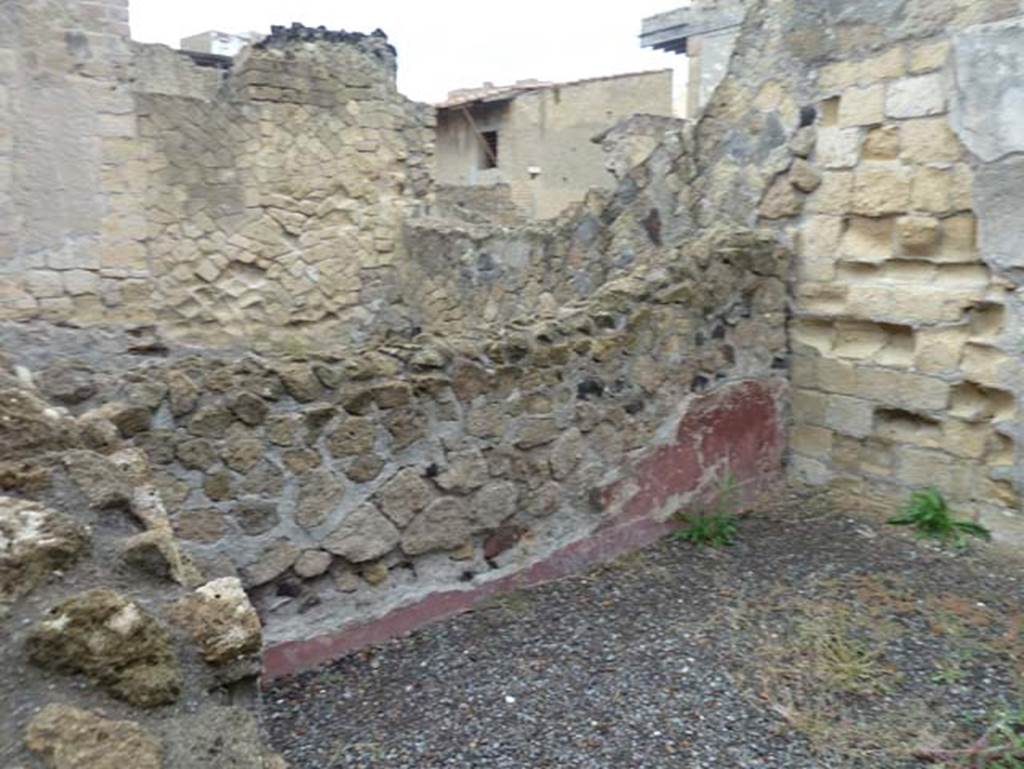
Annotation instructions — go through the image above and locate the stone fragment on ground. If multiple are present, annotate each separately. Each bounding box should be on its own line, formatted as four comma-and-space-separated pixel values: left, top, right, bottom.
157, 706, 289, 769
26, 588, 183, 707
171, 576, 262, 667
0, 496, 89, 613
26, 703, 288, 769
26, 703, 162, 769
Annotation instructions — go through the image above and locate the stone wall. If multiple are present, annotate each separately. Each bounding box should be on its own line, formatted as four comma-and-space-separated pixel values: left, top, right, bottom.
6, 5, 1024, 763
7, 224, 787, 668
630, 0, 1021, 543
0, 368, 285, 766
731, 3, 1024, 543
2, 11, 435, 350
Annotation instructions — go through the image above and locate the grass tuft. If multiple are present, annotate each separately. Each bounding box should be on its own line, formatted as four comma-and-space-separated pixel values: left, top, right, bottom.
673, 471, 740, 548
887, 488, 991, 548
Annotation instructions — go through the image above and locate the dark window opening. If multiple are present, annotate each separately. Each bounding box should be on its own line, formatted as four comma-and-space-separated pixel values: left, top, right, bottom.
479, 130, 498, 169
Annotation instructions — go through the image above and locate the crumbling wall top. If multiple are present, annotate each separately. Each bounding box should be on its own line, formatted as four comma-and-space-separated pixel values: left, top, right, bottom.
251, 23, 398, 82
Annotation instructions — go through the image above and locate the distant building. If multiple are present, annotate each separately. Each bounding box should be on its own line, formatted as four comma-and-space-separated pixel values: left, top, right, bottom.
640, 1, 745, 118
180, 30, 259, 58
434, 70, 673, 219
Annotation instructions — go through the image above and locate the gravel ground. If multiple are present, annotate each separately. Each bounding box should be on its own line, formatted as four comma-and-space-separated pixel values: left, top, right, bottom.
265, 490, 1023, 768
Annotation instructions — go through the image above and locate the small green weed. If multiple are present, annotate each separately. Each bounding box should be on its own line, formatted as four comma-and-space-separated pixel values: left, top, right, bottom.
673, 513, 738, 547
673, 472, 740, 547
887, 488, 991, 548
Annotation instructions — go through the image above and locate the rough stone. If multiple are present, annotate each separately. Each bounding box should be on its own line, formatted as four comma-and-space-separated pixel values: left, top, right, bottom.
237, 461, 286, 497
63, 450, 132, 508
282, 448, 321, 474
294, 549, 333, 578
296, 469, 345, 528
323, 503, 400, 562
204, 470, 233, 501
172, 577, 262, 666
241, 539, 300, 587
230, 391, 270, 426
550, 427, 583, 480
173, 508, 227, 543
325, 417, 376, 456
789, 159, 823, 193
0, 388, 86, 459
27, 589, 183, 707
401, 497, 472, 556
472, 481, 520, 529
188, 406, 235, 438
278, 363, 322, 402
951, 19, 1024, 162
484, 524, 526, 559
384, 407, 429, 449
370, 381, 412, 409
158, 706, 287, 769
222, 435, 265, 473
512, 417, 560, 450
436, 449, 488, 493
176, 438, 216, 470
26, 704, 162, 769
94, 401, 152, 437
38, 363, 97, 405
376, 467, 432, 527
361, 560, 389, 586
759, 175, 803, 219
235, 498, 280, 535
167, 371, 200, 417
0, 497, 89, 611
345, 452, 386, 483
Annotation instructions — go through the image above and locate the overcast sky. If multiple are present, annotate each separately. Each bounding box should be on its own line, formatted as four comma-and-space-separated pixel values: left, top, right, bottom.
129, 1, 687, 104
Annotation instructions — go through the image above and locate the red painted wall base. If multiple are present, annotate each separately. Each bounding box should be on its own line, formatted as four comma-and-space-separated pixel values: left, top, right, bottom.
262, 379, 785, 682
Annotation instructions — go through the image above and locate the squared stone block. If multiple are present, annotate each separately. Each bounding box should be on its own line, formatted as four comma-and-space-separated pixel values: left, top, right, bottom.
915, 326, 970, 374
937, 214, 977, 262
900, 117, 962, 164
839, 84, 885, 127
791, 425, 834, 456
825, 394, 875, 438
852, 167, 910, 216
807, 171, 853, 215
792, 388, 828, 426
885, 74, 946, 118
855, 367, 949, 411
910, 167, 952, 213
862, 125, 900, 160
910, 40, 951, 74
816, 127, 862, 169
896, 215, 940, 254
63, 269, 100, 296
841, 216, 894, 263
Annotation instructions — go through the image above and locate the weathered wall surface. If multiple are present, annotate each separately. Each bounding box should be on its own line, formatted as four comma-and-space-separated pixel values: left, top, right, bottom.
7, 6, 1024, 759
1, 0, 133, 315
0, 2, 793, 722
2, 14, 435, 350
435, 70, 674, 219
0, 361, 288, 767
673, 0, 1024, 542
7, 225, 787, 668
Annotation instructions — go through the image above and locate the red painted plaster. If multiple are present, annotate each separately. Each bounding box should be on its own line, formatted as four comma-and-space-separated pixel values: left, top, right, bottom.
262, 379, 784, 683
